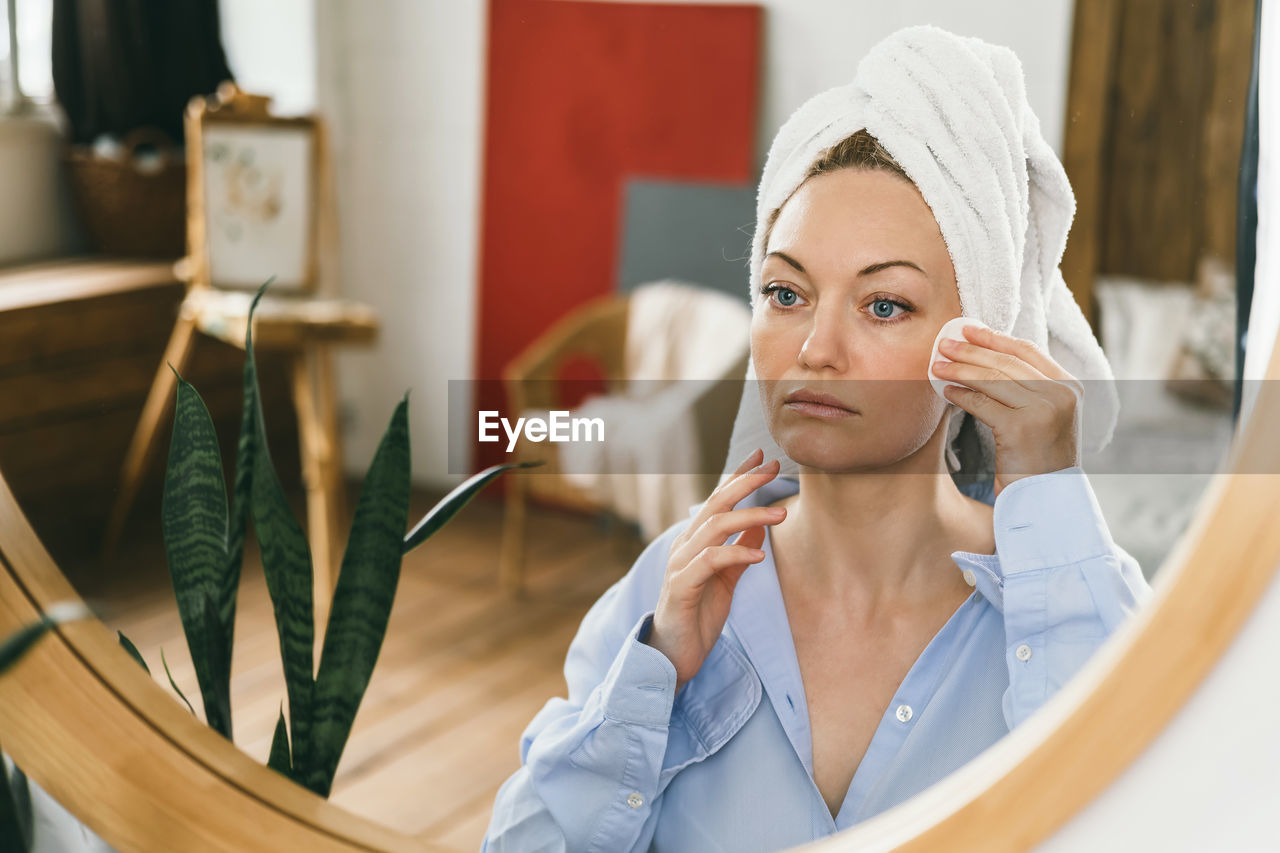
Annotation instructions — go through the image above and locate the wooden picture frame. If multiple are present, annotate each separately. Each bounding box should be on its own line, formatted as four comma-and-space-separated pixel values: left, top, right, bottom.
184, 83, 324, 295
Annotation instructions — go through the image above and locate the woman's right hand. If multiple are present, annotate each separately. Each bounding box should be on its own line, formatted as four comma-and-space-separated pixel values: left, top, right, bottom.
644, 448, 787, 692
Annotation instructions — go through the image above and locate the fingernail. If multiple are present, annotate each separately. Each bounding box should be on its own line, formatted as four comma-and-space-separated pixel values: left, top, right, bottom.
750, 549, 765, 558
767, 506, 786, 516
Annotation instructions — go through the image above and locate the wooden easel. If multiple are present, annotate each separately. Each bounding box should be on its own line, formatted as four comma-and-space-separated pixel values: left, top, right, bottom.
101, 82, 379, 634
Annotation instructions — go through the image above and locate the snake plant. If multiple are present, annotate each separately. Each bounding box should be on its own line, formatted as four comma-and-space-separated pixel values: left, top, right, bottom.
150, 277, 539, 797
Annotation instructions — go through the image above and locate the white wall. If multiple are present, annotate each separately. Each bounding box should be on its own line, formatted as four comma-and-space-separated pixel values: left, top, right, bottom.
219, 0, 317, 116
312, 0, 1076, 490
315, 0, 487, 485
728, 0, 1074, 167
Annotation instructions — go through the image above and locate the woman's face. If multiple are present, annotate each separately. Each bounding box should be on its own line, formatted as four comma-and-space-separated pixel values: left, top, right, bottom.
752, 167, 963, 473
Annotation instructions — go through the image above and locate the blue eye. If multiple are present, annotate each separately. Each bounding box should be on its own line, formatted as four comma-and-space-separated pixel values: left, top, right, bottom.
760, 284, 914, 325
872, 299, 900, 319
868, 295, 913, 324
761, 283, 800, 307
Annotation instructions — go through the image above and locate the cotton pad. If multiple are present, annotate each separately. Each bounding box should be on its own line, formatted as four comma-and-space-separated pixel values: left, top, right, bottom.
929, 317, 991, 402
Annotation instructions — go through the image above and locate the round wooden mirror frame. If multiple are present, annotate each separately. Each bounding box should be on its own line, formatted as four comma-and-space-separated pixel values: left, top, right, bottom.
1, 332, 1277, 852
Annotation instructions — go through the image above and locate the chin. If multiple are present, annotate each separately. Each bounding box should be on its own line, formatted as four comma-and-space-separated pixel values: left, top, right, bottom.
773, 427, 875, 473
772, 417, 938, 475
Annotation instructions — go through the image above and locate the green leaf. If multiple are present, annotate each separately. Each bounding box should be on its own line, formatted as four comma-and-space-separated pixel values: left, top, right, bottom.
244, 278, 316, 785
307, 394, 411, 796
221, 279, 273, 672
0, 602, 90, 677
267, 704, 292, 777
160, 648, 197, 717
0, 744, 32, 852
197, 594, 232, 736
160, 374, 235, 739
402, 459, 542, 555
0, 621, 55, 679
117, 631, 150, 675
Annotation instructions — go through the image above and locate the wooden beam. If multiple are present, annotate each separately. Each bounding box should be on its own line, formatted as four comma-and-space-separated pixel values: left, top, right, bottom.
1060, 0, 1122, 331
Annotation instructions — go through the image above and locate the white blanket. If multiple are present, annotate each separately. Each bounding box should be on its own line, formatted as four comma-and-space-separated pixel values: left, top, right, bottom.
541, 281, 750, 539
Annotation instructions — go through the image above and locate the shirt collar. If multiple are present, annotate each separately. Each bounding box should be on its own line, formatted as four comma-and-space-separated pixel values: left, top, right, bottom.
721, 477, 814, 774
708, 475, 1003, 777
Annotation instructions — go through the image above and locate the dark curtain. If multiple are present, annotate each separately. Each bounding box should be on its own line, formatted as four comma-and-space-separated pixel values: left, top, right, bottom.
50, 0, 234, 145
1233, 0, 1262, 426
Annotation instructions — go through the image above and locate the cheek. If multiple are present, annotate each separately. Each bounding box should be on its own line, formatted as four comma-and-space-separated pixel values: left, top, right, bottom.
749, 315, 795, 371
863, 340, 931, 383
856, 341, 943, 416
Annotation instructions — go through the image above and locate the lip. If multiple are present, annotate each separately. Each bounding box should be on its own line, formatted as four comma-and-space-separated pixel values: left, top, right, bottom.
783, 389, 858, 418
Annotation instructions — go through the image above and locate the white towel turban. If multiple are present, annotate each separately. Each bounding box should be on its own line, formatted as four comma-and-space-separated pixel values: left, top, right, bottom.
722, 24, 1120, 486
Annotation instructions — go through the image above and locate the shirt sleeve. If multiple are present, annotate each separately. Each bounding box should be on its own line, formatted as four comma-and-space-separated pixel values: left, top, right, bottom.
481, 525, 686, 853
989, 466, 1155, 731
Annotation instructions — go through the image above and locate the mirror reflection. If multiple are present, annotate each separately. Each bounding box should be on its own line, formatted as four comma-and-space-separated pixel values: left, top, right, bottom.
0, 1, 1261, 851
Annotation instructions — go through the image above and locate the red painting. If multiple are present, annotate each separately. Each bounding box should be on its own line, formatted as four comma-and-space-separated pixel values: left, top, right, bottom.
473, 0, 761, 482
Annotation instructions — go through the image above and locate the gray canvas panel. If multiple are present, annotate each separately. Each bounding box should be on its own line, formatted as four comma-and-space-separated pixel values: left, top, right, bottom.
617, 178, 756, 304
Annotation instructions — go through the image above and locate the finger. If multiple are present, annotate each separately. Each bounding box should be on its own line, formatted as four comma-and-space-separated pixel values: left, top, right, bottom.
731, 524, 767, 552
944, 379, 1081, 460
723, 456, 780, 496
932, 357, 1037, 409
956, 324, 1074, 383
678, 450, 762, 546
687, 457, 781, 537
676, 505, 784, 566
681, 543, 767, 590
935, 351, 1083, 414
699, 449, 763, 511
719, 561, 754, 591
731, 447, 764, 476
938, 332, 1049, 388
942, 381, 1014, 432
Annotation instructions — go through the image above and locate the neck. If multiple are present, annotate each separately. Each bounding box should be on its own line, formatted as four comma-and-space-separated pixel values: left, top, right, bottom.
769, 432, 989, 618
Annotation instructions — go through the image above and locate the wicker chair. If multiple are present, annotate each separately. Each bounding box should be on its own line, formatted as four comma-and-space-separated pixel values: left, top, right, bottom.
497, 281, 750, 597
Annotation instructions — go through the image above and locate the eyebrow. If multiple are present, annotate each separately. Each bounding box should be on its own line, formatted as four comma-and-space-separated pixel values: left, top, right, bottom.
765, 251, 926, 278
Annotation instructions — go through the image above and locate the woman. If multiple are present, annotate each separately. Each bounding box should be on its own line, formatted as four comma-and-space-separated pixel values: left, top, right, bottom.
483, 24, 1152, 853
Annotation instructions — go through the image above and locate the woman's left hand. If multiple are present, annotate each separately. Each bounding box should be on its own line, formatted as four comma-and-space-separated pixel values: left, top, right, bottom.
932, 324, 1084, 499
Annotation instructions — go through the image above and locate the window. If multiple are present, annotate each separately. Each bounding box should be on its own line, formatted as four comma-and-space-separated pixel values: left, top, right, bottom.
1, 0, 54, 114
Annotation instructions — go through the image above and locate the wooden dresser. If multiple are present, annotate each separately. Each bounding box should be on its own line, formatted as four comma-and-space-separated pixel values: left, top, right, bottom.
0, 256, 301, 567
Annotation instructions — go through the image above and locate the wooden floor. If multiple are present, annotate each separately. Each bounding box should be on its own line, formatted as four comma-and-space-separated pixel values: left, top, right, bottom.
62, 482, 646, 852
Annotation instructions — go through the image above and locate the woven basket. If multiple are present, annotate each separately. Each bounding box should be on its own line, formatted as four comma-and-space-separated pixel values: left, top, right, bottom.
64, 128, 187, 259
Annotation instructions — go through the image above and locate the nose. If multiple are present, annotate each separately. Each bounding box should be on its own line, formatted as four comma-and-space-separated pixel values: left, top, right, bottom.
797, 304, 850, 372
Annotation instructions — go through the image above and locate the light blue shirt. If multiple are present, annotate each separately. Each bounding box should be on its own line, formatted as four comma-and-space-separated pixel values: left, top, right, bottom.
481, 467, 1154, 852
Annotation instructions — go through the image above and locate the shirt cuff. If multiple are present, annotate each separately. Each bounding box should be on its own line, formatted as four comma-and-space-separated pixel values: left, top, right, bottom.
994, 466, 1115, 574
599, 610, 679, 727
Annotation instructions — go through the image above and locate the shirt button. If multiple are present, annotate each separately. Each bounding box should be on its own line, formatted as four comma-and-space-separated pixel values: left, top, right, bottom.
626, 792, 644, 808
1016, 644, 1032, 662
962, 569, 976, 587
895, 703, 913, 722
